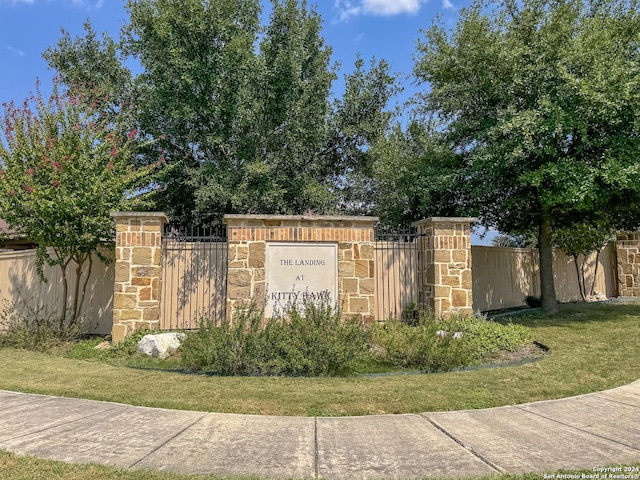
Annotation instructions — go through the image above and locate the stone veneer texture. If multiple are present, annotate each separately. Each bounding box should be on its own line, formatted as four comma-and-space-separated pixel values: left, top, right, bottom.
616, 232, 640, 297
224, 215, 378, 323
110, 212, 167, 343
414, 217, 476, 316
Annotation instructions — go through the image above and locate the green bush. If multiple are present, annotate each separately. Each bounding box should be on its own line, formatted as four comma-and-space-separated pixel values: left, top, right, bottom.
370, 312, 533, 372
444, 315, 533, 360
180, 301, 368, 376
0, 301, 85, 351
370, 315, 474, 372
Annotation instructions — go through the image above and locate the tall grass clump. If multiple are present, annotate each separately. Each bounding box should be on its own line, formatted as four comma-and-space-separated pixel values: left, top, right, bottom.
0, 300, 86, 351
180, 300, 368, 376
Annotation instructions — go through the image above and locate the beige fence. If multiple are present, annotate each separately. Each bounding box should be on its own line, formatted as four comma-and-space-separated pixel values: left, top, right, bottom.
0, 249, 114, 334
472, 244, 618, 311
372, 242, 619, 316
374, 240, 419, 320
160, 242, 227, 330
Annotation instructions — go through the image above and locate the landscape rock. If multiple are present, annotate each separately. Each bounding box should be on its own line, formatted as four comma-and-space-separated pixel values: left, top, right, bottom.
589, 291, 607, 302
435, 330, 464, 340
137, 332, 186, 359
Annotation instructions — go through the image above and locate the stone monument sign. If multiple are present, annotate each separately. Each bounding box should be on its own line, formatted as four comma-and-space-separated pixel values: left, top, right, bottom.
265, 242, 338, 317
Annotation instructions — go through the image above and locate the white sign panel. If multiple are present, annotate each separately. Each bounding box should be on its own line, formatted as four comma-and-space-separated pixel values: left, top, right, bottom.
265, 242, 338, 317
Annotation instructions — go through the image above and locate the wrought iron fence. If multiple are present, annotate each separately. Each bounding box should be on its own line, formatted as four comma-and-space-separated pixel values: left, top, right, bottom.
374, 225, 422, 321
161, 224, 228, 330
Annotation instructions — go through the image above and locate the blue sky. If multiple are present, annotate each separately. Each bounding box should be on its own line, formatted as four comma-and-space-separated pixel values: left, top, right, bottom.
0, 0, 496, 243
0, 0, 467, 107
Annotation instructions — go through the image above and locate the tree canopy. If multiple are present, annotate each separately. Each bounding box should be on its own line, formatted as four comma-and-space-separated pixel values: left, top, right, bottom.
410, 0, 640, 312
0, 82, 159, 326
45, 0, 399, 227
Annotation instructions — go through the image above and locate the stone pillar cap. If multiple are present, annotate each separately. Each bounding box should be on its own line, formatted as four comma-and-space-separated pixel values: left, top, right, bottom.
224, 214, 379, 224
110, 212, 169, 223
413, 217, 478, 227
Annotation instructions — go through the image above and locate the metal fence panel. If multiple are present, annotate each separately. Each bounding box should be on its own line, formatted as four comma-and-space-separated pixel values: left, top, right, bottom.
161, 225, 228, 330
374, 226, 421, 321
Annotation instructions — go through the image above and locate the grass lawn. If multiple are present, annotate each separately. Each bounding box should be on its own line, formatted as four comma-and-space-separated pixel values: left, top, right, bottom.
0, 303, 638, 416
1, 451, 638, 480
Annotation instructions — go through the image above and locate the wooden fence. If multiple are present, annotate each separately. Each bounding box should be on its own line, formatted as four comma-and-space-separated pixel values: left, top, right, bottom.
372, 241, 618, 316
471, 244, 618, 311
0, 240, 620, 335
0, 249, 114, 334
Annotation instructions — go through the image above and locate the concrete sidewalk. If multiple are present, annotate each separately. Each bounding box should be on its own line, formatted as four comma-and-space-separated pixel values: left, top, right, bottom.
0, 381, 638, 479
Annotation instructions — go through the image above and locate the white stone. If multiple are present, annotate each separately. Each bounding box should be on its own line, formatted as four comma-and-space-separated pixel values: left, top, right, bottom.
452, 331, 464, 340
436, 330, 448, 338
590, 291, 607, 302
137, 332, 186, 359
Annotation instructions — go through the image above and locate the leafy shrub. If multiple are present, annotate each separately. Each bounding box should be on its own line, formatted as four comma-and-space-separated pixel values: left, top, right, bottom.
370, 312, 533, 372
370, 314, 474, 372
442, 315, 533, 360
180, 300, 368, 376
0, 300, 85, 351
525, 295, 542, 308
259, 302, 368, 376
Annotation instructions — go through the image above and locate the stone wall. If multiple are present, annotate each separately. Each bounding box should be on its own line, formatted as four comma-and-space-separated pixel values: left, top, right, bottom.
616, 232, 640, 297
224, 215, 378, 323
414, 217, 476, 316
109, 212, 479, 341
110, 212, 167, 343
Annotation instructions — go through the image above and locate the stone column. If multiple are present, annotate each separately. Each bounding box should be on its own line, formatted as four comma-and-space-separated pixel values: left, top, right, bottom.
413, 217, 476, 316
616, 232, 640, 297
110, 212, 167, 343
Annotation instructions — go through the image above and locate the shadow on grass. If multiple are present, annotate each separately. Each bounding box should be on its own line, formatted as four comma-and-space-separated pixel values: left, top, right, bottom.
492, 302, 640, 329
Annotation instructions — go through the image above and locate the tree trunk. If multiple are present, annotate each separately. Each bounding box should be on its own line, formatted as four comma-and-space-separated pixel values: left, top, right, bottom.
71, 256, 86, 327
59, 263, 69, 330
574, 257, 586, 302
76, 255, 93, 326
538, 213, 559, 314
590, 250, 601, 298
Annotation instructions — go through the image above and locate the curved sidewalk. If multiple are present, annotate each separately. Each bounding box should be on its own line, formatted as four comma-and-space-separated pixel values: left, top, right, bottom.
0, 381, 639, 479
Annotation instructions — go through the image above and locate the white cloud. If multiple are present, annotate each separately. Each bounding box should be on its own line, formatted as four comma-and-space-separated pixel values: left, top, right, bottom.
353, 32, 365, 43
362, 0, 426, 15
442, 0, 454, 9
5, 46, 26, 57
334, 1, 361, 22
334, 0, 427, 21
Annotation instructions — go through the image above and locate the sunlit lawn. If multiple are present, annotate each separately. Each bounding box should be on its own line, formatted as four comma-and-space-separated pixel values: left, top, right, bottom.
0, 303, 638, 416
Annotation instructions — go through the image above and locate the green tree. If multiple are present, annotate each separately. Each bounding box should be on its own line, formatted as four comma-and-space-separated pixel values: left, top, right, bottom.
554, 221, 615, 301
331, 56, 401, 215
0, 82, 159, 327
413, 0, 640, 313
45, 0, 398, 226
372, 119, 464, 227
43, 21, 134, 124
